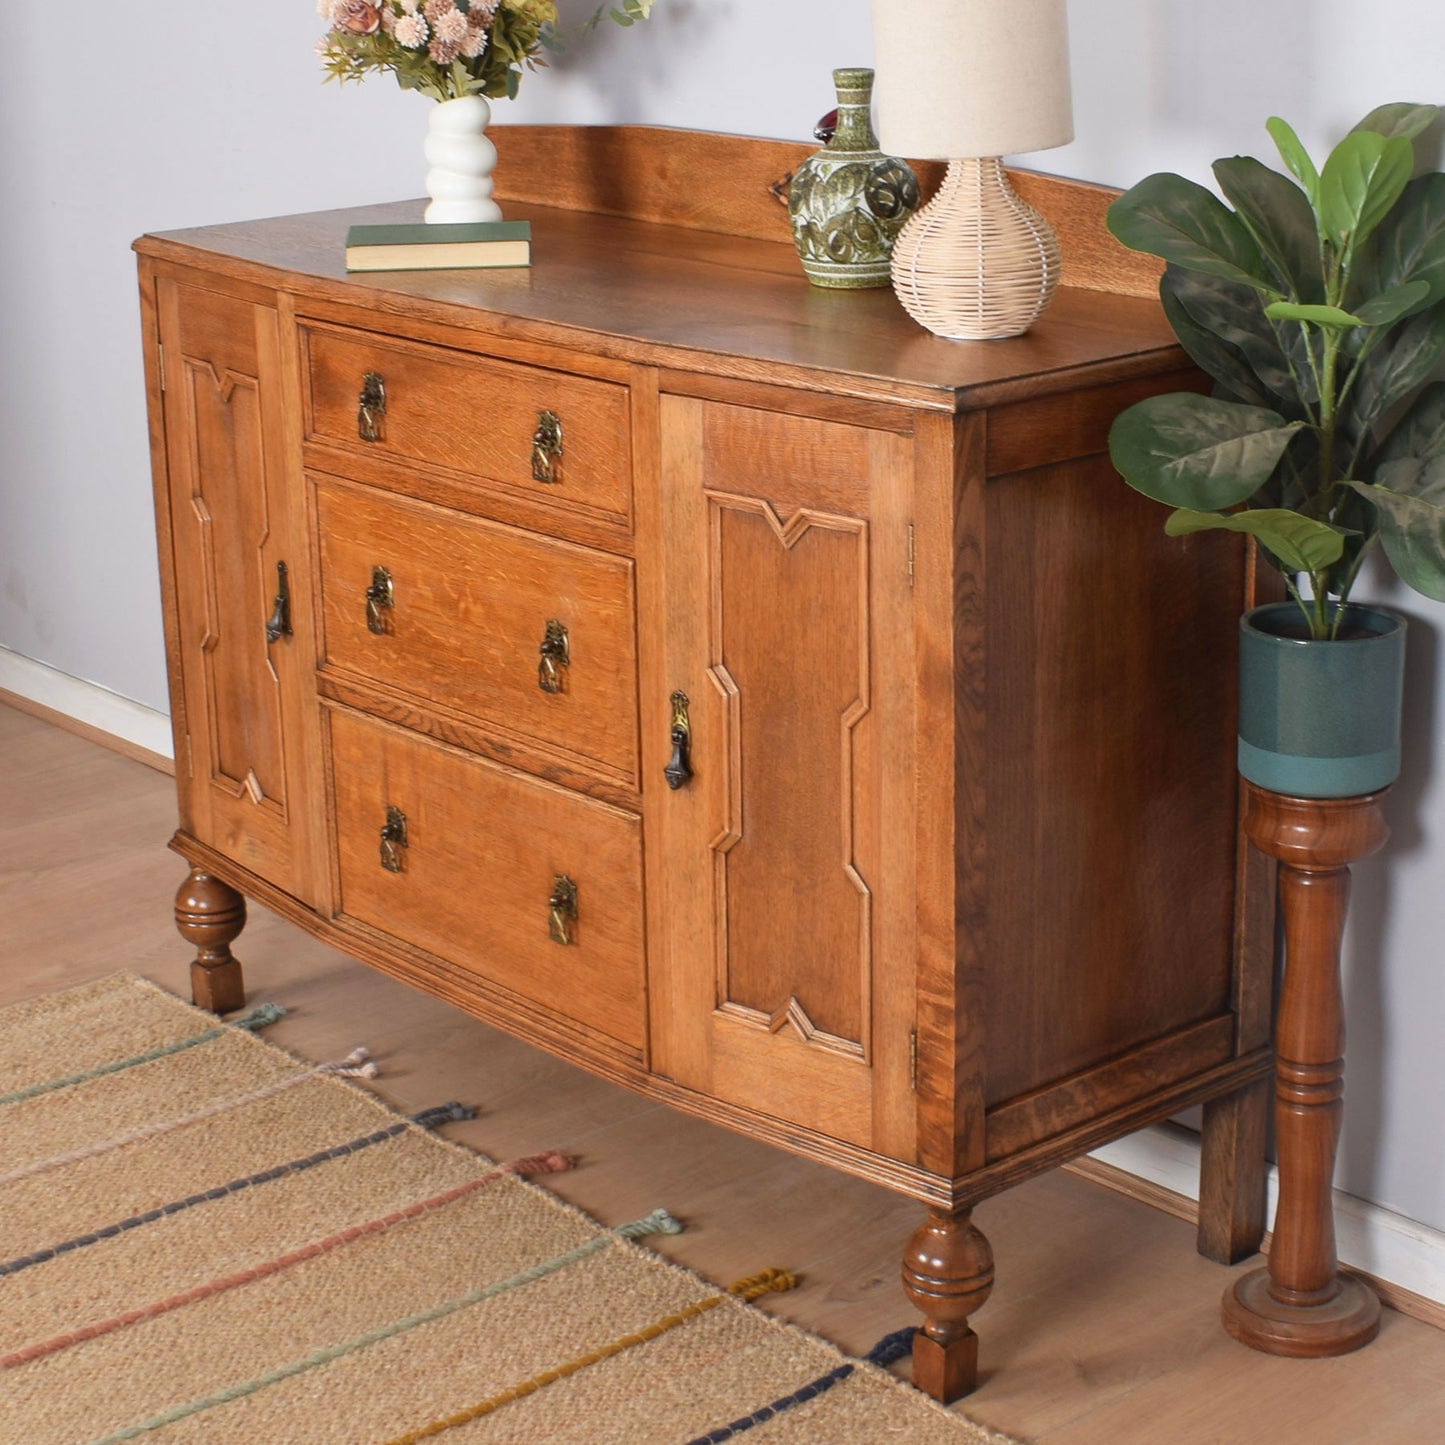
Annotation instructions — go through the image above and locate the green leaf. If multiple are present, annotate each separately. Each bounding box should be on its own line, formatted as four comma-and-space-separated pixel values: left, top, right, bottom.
1266, 116, 1321, 206
1352, 102, 1438, 143
1354, 173, 1445, 313
1353, 280, 1432, 326
1107, 173, 1273, 290
1109, 393, 1304, 510
1159, 273, 1269, 406
1164, 507, 1346, 572
1351, 469, 1445, 599
1319, 131, 1414, 252
1213, 155, 1324, 302
1347, 301, 1445, 439
1374, 381, 1445, 468
1264, 301, 1366, 327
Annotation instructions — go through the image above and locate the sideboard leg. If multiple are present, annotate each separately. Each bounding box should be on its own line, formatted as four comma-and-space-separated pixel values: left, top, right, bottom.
174, 867, 247, 1014
1197, 1076, 1270, 1263
902, 1207, 994, 1403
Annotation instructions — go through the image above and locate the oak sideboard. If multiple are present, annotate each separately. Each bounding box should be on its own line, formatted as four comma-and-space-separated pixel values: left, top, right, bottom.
135, 125, 1275, 1402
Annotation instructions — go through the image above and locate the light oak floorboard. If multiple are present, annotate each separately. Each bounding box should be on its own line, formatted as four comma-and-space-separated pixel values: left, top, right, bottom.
2, 701, 1443, 1443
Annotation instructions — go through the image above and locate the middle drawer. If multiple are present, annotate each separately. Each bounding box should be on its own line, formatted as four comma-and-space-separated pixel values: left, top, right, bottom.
314, 476, 638, 786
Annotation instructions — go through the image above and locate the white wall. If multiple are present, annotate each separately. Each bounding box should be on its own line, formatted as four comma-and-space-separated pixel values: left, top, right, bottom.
1, 0, 1441, 1236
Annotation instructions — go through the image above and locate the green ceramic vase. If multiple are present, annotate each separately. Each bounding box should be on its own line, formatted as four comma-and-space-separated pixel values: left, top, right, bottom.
787, 68, 918, 289
1237, 602, 1406, 798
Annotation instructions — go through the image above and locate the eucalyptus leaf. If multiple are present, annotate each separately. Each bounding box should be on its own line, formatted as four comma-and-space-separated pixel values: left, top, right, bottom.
1164, 506, 1346, 572
1108, 173, 1274, 290
1319, 131, 1414, 252
1265, 301, 1366, 327
1352, 102, 1438, 143
1213, 155, 1324, 302
1109, 393, 1304, 510
1353, 280, 1432, 327
1351, 469, 1445, 599
1267, 117, 1321, 207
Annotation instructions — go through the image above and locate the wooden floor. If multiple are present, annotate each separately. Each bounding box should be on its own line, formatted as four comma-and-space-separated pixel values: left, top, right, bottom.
3, 700, 1443, 1443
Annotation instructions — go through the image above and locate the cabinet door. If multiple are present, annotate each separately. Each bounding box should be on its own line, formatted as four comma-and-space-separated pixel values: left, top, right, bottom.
648, 395, 917, 1156
154, 275, 321, 903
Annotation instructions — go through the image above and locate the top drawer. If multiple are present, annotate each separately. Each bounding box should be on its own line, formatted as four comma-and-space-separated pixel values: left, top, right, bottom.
301, 324, 632, 525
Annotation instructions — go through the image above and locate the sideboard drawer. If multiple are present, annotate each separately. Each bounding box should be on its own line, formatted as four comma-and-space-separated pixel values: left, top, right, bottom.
302, 324, 632, 523
314, 476, 638, 785
329, 708, 645, 1051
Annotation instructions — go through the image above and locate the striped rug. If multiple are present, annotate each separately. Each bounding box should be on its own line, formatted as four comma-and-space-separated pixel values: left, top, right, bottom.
0, 973, 1009, 1444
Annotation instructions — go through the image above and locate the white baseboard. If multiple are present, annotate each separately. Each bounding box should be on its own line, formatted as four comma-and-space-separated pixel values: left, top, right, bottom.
1092, 1126, 1445, 1314
0, 647, 174, 760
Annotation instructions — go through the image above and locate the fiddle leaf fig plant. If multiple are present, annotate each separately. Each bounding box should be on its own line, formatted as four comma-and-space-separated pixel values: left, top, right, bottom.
1107, 103, 1445, 639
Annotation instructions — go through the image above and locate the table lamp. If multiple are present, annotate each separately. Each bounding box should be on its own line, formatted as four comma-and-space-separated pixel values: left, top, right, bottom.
872, 0, 1074, 339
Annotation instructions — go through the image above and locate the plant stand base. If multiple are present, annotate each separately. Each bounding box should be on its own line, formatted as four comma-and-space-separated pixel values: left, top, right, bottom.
1223, 1267, 1380, 1357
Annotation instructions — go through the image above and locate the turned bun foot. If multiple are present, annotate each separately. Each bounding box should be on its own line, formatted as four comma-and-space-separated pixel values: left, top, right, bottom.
174, 867, 247, 1013
902, 1208, 994, 1402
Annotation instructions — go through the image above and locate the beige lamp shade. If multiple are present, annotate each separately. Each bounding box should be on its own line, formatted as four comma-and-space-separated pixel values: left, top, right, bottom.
872, 0, 1074, 159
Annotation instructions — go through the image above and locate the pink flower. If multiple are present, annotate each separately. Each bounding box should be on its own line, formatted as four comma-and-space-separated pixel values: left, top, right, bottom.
423, 0, 453, 22
395, 12, 428, 46
428, 34, 462, 63
434, 8, 467, 42
335, 0, 382, 36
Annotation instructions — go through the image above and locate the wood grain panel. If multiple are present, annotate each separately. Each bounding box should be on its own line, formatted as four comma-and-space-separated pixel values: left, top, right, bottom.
302, 322, 632, 526
313, 475, 638, 785
328, 707, 644, 1050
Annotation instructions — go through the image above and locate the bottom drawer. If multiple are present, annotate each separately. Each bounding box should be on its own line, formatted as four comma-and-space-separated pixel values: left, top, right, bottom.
329, 708, 645, 1050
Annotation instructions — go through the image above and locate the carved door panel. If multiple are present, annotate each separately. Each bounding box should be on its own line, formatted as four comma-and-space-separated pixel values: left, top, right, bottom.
649, 394, 917, 1156
155, 276, 320, 903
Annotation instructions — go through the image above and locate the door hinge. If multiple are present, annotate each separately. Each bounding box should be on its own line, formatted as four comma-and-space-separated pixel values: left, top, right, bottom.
157, 343, 166, 393
909, 1029, 918, 1090
907, 524, 915, 588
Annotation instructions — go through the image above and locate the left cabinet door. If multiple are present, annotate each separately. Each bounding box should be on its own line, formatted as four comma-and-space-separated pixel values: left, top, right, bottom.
148, 271, 323, 905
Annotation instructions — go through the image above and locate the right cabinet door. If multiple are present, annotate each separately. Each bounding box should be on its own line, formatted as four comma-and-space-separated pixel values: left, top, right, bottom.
648, 394, 918, 1156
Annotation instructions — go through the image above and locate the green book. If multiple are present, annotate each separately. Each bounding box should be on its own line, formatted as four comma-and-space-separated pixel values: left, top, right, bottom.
344, 220, 532, 273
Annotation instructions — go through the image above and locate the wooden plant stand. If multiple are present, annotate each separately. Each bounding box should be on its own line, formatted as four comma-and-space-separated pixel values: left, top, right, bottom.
1222, 784, 1387, 1356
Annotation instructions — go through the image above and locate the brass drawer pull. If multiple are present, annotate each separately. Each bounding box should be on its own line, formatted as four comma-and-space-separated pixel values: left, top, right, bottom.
548, 874, 578, 946
538, 619, 569, 694
664, 690, 693, 790
366, 566, 395, 635
264, 560, 292, 644
532, 410, 563, 483
379, 805, 408, 873
358, 372, 386, 442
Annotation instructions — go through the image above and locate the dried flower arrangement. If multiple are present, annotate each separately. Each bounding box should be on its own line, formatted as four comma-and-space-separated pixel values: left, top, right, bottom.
317, 0, 653, 104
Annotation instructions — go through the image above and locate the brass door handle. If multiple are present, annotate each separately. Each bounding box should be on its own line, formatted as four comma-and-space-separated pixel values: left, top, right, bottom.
664, 690, 693, 789
366, 566, 394, 635
538, 619, 569, 694
379, 805, 407, 873
532, 410, 562, 483
358, 372, 386, 442
549, 874, 578, 945
264, 560, 292, 644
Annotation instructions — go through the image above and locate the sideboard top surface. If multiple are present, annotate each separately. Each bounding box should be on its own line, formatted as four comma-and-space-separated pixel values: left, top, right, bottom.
135, 125, 1181, 412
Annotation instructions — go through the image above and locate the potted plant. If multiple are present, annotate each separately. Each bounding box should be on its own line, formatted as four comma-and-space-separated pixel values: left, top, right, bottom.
1106, 103, 1445, 798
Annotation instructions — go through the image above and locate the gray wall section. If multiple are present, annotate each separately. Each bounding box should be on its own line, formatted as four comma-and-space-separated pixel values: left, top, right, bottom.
2, 0, 1441, 1231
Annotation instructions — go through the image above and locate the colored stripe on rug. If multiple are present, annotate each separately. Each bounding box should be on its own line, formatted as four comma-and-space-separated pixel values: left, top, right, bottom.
85, 1210, 684, 1445
382, 1268, 798, 1444
0, 1003, 284, 1108
1, 1150, 573, 1369
685, 1326, 919, 1443
0, 1101, 474, 1280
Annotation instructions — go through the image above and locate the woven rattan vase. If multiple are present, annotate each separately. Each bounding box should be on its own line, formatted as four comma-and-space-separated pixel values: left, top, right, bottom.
890, 158, 1061, 340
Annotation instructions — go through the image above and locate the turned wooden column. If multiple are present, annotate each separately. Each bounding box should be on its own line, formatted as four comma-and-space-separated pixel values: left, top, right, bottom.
174, 867, 248, 1014
1222, 785, 1387, 1356
903, 1208, 995, 1402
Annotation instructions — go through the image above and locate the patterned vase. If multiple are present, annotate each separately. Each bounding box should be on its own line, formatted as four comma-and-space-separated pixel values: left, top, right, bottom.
787, 68, 919, 289
424, 95, 502, 224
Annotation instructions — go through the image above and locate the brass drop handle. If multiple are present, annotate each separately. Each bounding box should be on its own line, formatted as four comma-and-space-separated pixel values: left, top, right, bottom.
379, 805, 408, 873
264, 560, 292, 644
532, 410, 562, 483
358, 372, 386, 442
664, 690, 693, 790
366, 566, 395, 635
548, 874, 578, 946
538, 619, 569, 694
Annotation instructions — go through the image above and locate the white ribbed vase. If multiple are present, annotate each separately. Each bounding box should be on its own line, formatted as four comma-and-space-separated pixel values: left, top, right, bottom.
890, 157, 1061, 340
423, 95, 501, 224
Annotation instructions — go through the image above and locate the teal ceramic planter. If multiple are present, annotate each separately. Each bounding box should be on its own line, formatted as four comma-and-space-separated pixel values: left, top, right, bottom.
1237, 602, 1406, 798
